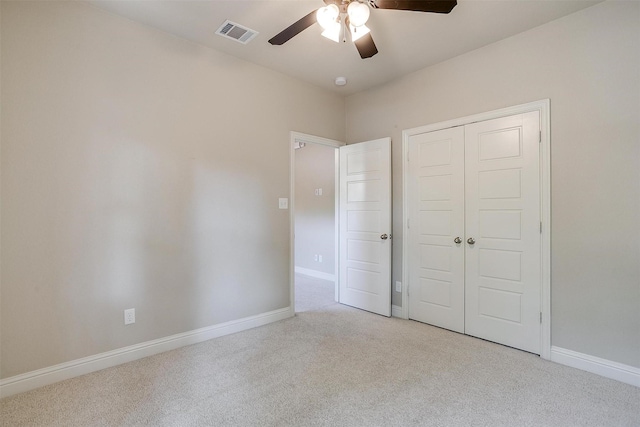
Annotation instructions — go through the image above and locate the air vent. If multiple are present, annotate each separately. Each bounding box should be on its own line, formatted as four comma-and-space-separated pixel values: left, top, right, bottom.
215, 20, 258, 45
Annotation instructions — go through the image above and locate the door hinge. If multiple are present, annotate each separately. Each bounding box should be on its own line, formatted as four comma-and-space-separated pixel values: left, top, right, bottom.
406, 149, 410, 162
540, 222, 543, 233
539, 130, 542, 143
407, 218, 410, 229
540, 312, 543, 323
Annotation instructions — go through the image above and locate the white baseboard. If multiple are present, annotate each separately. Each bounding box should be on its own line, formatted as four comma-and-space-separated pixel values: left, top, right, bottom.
295, 266, 335, 282
550, 346, 640, 388
392, 305, 403, 318
0, 307, 292, 398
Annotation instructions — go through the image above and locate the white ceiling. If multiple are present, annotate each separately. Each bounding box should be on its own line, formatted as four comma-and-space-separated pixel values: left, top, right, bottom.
88, 0, 601, 96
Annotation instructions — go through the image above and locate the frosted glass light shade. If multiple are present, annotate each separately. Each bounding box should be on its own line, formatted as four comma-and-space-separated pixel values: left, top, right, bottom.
317, 4, 340, 29
347, 1, 370, 27
321, 23, 341, 43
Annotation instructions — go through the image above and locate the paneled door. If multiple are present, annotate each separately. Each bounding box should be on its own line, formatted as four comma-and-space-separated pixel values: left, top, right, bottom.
464, 112, 541, 354
407, 127, 465, 333
339, 138, 392, 317
407, 111, 541, 354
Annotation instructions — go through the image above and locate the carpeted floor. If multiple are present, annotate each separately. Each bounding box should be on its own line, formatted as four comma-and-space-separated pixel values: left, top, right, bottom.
1, 274, 639, 426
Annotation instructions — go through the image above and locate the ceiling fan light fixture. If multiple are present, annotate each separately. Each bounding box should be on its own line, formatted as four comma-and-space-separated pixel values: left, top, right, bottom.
316, 4, 340, 30
347, 1, 370, 27
349, 24, 370, 42
321, 24, 341, 43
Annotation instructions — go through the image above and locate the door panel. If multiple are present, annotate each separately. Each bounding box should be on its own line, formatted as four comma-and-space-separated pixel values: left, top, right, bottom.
339, 138, 391, 317
464, 111, 541, 354
408, 127, 465, 333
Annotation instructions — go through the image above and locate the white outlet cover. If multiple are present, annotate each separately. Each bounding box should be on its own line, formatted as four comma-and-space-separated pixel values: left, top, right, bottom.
278, 198, 288, 209
395, 281, 402, 293
124, 308, 135, 325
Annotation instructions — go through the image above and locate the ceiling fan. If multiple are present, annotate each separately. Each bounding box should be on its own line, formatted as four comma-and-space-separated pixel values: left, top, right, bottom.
268, 0, 457, 59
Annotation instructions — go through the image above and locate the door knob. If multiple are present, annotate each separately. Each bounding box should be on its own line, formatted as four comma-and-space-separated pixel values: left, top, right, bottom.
380, 234, 388, 240
454, 237, 462, 244
467, 237, 476, 245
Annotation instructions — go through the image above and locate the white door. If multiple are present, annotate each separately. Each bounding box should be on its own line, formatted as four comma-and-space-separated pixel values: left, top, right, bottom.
407, 127, 465, 332
406, 112, 542, 354
464, 111, 541, 354
339, 138, 392, 317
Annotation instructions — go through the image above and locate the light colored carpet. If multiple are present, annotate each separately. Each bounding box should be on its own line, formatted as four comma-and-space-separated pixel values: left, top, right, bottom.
1, 274, 639, 426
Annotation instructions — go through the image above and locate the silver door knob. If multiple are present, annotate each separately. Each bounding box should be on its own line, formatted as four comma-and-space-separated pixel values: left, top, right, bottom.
380, 234, 388, 240
454, 237, 462, 244
467, 237, 476, 245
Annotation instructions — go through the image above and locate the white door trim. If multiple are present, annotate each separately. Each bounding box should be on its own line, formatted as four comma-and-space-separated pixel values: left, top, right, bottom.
401, 99, 551, 360
289, 131, 345, 316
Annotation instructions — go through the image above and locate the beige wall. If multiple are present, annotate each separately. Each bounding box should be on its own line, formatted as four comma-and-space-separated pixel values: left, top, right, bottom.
295, 143, 336, 276
0, 1, 345, 378
346, 1, 640, 368
2, 0, 638, 381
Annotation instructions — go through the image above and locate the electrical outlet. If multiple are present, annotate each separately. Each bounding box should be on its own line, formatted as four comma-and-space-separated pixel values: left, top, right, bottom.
278, 198, 288, 209
314, 254, 318, 261
318, 188, 323, 196
318, 254, 323, 263
124, 308, 135, 325
395, 281, 402, 293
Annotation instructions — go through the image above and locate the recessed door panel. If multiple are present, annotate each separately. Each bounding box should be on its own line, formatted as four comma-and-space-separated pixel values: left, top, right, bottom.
419, 211, 452, 236
420, 175, 452, 201
478, 169, 522, 199
478, 287, 522, 323
347, 239, 381, 264
347, 211, 380, 233
478, 249, 522, 282
420, 244, 452, 272
479, 128, 522, 161
346, 267, 379, 294
420, 139, 452, 166
347, 150, 381, 175
479, 210, 522, 240
347, 180, 381, 202
420, 278, 452, 308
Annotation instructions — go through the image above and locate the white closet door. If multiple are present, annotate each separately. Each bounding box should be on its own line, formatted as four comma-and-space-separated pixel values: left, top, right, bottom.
464, 111, 541, 354
408, 127, 465, 332
339, 138, 392, 317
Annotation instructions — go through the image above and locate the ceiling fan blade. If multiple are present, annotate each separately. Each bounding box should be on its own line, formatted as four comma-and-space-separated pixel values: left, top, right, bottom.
268, 10, 319, 45
354, 33, 378, 59
372, 0, 457, 14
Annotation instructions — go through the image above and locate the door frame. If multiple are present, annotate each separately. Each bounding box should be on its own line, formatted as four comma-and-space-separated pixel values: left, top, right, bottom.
289, 131, 345, 316
401, 99, 551, 360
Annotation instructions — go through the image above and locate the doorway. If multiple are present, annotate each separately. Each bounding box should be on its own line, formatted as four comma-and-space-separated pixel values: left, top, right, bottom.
290, 132, 342, 313
289, 132, 393, 317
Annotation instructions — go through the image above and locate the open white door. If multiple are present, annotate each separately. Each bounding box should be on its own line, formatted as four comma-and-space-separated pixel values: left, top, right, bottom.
339, 138, 392, 317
